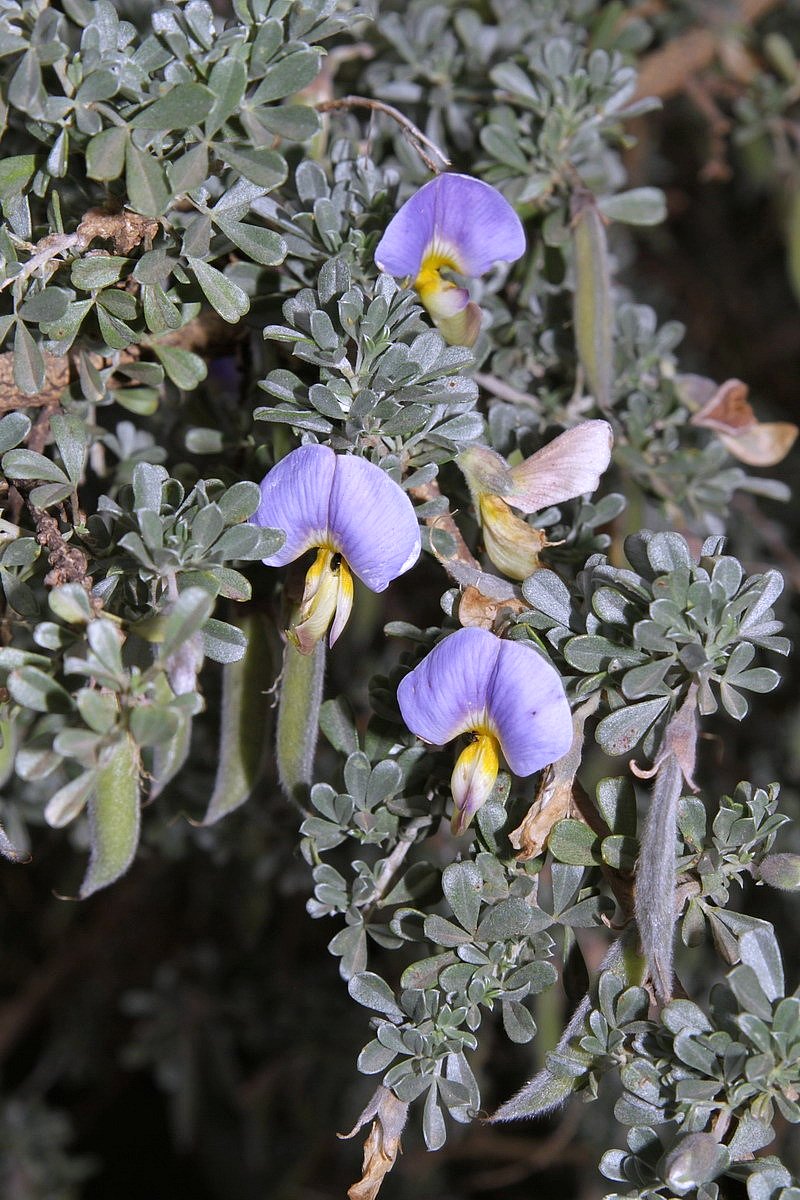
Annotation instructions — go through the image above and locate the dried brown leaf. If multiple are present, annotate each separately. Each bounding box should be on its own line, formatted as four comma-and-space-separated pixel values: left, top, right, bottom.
339, 1087, 408, 1200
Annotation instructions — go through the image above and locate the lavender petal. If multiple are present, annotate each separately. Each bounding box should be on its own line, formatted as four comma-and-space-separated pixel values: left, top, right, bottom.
397, 628, 502, 745
328, 456, 420, 592
253, 444, 336, 566
487, 640, 573, 775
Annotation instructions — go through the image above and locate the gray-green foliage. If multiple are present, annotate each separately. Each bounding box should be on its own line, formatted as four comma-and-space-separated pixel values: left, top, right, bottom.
0, 0, 798, 1196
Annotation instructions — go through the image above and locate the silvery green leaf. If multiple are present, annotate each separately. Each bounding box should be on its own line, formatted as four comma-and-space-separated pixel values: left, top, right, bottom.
125, 144, 170, 217
8, 667, 72, 713
215, 217, 286, 266
662, 1133, 730, 1195
252, 49, 321, 104
442, 861, 482, 933
521, 569, 572, 624
358, 1038, 397, 1075
153, 345, 206, 389
595, 696, 669, 756
44, 770, 97, 828
161, 588, 215, 659
130, 706, 180, 747
548, 819, 599, 865
187, 256, 249, 322
319, 697, 359, 756
598, 188, 667, 226
0, 412, 31, 454
477, 897, 534, 940
739, 926, 784, 1001
13, 320, 45, 395
0, 154, 37, 200
86, 127, 128, 181
502, 999, 536, 1043
348, 972, 403, 1021
206, 57, 247, 136
71, 256, 128, 291
50, 412, 88, 485
18, 287, 69, 324
131, 82, 214, 129
202, 618, 247, 663
220, 144, 287, 189
423, 1085, 446, 1150
167, 143, 210, 194
80, 735, 141, 897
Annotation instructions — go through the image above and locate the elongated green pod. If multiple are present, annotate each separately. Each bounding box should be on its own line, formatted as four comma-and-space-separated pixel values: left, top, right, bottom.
0, 711, 17, 788
80, 734, 141, 898
572, 193, 614, 410
203, 612, 277, 824
275, 633, 325, 804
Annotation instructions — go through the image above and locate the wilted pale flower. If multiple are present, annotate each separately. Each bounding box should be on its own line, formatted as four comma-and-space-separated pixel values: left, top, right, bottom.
252, 445, 421, 654
374, 173, 525, 347
458, 421, 613, 580
397, 627, 572, 834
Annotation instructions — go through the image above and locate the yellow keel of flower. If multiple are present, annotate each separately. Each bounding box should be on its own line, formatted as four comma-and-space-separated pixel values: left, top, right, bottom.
414, 248, 481, 348
451, 730, 500, 835
479, 494, 549, 581
288, 547, 354, 655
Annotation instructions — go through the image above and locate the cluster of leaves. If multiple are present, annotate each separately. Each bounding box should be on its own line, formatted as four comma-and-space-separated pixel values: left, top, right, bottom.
519, 531, 787, 757
0, 0, 366, 397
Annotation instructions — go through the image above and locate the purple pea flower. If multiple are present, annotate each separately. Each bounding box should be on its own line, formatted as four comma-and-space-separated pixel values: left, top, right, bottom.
253, 444, 421, 653
374, 173, 525, 347
397, 627, 572, 834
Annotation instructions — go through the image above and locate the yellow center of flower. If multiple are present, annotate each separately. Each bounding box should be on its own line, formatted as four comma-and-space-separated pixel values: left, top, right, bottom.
413, 244, 482, 348
414, 247, 463, 309
450, 727, 501, 835
288, 546, 354, 655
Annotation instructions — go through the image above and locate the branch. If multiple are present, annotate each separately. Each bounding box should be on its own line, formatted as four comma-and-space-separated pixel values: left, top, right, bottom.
316, 95, 450, 173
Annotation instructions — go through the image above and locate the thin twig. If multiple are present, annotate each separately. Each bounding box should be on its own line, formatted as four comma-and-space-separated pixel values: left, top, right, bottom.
473, 371, 542, 406
409, 479, 479, 569
316, 95, 450, 172
370, 816, 430, 905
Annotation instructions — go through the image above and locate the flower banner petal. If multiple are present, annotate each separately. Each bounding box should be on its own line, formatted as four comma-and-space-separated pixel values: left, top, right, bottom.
328, 456, 420, 592
427, 174, 526, 276
487, 640, 573, 775
374, 181, 440, 278
398, 628, 502, 746
254, 444, 336, 566
375, 174, 525, 279
506, 420, 613, 514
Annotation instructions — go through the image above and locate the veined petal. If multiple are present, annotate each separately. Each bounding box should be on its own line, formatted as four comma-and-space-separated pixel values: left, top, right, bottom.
327, 456, 420, 592
451, 732, 500, 835
289, 547, 341, 654
397, 627, 502, 746
328, 559, 354, 647
479, 495, 548, 580
506, 420, 613, 514
486, 640, 573, 775
375, 173, 525, 280
435, 301, 483, 349
254, 444, 336, 566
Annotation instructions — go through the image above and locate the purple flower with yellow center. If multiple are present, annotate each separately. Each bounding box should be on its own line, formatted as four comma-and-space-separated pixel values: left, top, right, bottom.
374, 173, 525, 348
397, 627, 572, 834
253, 444, 421, 654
